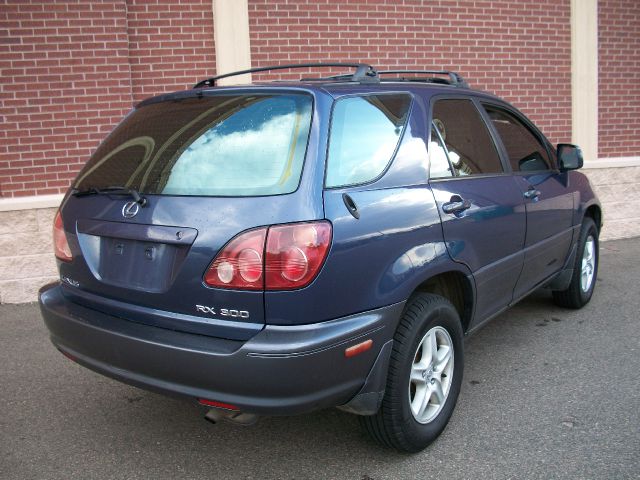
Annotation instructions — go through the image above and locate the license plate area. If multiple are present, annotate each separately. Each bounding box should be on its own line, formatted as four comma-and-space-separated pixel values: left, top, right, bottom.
97, 237, 180, 292
76, 220, 197, 293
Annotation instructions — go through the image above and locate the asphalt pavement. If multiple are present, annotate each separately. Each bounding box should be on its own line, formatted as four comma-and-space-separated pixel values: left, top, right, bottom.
1, 237, 639, 479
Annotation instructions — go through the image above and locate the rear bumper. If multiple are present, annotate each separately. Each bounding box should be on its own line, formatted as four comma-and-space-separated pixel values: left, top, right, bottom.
39, 284, 403, 415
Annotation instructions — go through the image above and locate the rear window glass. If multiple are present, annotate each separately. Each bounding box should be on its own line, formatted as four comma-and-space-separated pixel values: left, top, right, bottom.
74, 93, 313, 196
325, 94, 412, 188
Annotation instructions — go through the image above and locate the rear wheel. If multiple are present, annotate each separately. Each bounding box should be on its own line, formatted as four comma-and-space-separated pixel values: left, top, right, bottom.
553, 217, 599, 309
360, 293, 463, 452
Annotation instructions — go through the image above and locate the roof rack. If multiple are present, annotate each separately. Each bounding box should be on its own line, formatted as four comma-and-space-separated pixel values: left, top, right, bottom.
193, 63, 379, 88
377, 70, 469, 88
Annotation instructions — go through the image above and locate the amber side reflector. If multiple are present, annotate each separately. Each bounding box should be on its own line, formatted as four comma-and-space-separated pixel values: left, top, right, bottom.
198, 398, 240, 411
344, 339, 373, 358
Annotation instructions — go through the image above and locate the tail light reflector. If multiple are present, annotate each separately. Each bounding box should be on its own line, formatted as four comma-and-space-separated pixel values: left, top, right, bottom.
198, 398, 240, 411
53, 210, 72, 262
203, 221, 332, 291
265, 221, 332, 290
204, 228, 267, 290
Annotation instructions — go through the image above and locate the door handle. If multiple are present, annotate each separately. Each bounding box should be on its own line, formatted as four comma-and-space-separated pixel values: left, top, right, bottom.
442, 196, 472, 215
524, 188, 541, 200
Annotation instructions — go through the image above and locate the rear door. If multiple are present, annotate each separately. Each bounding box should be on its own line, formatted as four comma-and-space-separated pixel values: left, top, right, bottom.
57, 90, 322, 340
481, 103, 574, 298
428, 97, 526, 326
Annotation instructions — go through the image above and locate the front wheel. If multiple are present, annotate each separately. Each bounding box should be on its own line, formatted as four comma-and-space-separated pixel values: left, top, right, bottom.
553, 217, 599, 309
360, 293, 463, 452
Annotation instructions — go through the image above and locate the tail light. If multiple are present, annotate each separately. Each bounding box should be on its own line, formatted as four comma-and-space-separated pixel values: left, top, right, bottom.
203, 228, 267, 290
53, 210, 72, 262
203, 221, 331, 291
265, 222, 332, 290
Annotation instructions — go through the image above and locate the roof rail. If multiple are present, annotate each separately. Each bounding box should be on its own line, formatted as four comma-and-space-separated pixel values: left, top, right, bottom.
377, 70, 469, 88
193, 63, 379, 88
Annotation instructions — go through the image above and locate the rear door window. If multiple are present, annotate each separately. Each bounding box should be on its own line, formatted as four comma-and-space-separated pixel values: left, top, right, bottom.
483, 105, 552, 172
431, 99, 504, 177
74, 93, 313, 196
325, 93, 412, 188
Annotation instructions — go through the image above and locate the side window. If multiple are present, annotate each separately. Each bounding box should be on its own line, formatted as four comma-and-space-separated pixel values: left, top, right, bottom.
429, 124, 453, 179
326, 94, 412, 188
484, 106, 551, 172
431, 99, 503, 176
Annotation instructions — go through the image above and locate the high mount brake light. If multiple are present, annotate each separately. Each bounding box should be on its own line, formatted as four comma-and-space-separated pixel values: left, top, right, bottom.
53, 210, 72, 262
203, 221, 332, 291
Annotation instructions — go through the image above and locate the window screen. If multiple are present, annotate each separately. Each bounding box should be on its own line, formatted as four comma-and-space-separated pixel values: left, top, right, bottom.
484, 106, 551, 172
431, 99, 503, 176
326, 94, 412, 188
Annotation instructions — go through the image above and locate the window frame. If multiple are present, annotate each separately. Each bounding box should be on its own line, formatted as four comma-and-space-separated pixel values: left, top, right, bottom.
479, 100, 559, 174
323, 91, 415, 190
427, 94, 511, 182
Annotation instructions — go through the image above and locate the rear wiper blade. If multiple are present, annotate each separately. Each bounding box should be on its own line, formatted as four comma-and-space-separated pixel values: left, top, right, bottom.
72, 186, 147, 207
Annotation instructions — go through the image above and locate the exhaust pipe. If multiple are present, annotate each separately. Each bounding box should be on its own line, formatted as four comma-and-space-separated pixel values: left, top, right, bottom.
204, 408, 259, 426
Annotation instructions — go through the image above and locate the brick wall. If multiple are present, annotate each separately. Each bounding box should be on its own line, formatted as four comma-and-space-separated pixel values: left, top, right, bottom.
0, 0, 215, 198
248, 0, 573, 147
598, 0, 640, 158
2, 0, 639, 200
126, 0, 215, 103
0, 1, 132, 198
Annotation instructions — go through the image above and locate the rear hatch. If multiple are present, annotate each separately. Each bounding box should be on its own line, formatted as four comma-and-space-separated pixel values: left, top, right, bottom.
57, 89, 324, 340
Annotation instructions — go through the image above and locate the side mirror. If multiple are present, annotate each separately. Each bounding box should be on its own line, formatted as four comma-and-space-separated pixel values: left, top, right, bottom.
557, 143, 583, 171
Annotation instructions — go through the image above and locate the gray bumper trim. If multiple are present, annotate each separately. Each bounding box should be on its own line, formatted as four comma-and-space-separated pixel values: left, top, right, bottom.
39, 284, 403, 415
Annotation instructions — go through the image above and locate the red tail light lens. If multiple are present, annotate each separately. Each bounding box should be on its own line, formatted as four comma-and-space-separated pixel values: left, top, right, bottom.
265, 221, 332, 290
204, 222, 332, 291
204, 228, 267, 290
53, 210, 72, 262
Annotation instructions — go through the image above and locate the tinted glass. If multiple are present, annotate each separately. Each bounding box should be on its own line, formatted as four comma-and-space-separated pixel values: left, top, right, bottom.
74, 94, 313, 196
429, 124, 453, 179
431, 99, 503, 176
484, 106, 551, 172
326, 94, 412, 188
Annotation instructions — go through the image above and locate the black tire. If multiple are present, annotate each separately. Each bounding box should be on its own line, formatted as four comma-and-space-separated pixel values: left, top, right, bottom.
552, 217, 599, 309
359, 293, 464, 452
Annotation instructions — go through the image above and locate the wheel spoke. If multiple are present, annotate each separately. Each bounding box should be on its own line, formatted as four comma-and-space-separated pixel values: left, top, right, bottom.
411, 364, 426, 383
417, 385, 432, 418
420, 332, 435, 367
434, 345, 451, 371
429, 330, 438, 364
432, 380, 445, 404
411, 384, 428, 415
586, 241, 594, 262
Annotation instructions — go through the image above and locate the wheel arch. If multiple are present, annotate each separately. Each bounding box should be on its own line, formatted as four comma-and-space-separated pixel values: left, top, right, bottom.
584, 203, 602, 233
411, 270, 475, 333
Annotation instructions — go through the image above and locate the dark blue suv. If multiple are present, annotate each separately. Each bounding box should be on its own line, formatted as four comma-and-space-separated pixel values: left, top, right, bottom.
39, 63, 601, 452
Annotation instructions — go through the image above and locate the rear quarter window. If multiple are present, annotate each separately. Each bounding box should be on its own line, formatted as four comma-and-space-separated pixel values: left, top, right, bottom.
325, 93, 412, 188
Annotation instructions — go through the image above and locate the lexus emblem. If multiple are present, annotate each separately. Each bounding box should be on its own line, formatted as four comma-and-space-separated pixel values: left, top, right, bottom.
122, 201, 140, 219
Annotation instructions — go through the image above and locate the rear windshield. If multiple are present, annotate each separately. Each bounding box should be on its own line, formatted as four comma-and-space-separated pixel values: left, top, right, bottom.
74, 93, 313, 196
